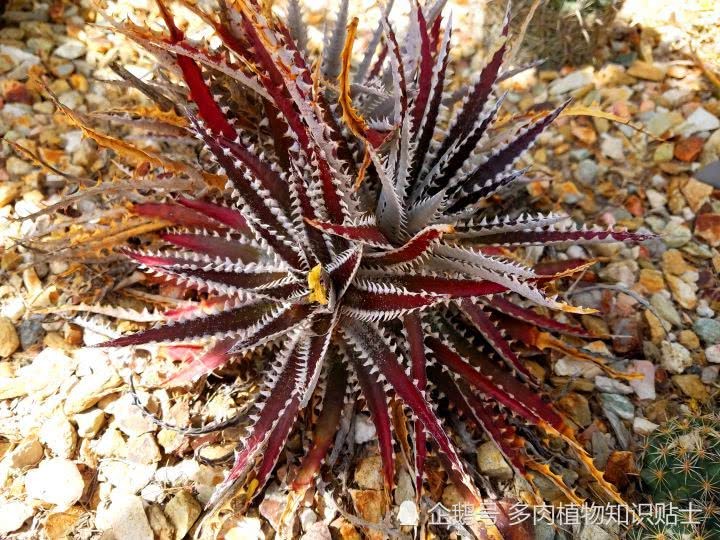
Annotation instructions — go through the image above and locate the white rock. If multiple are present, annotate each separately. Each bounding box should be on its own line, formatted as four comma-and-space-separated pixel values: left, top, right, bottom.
155, 460, 199, 486
660, 341, 692, 374
594, 376, 633, 394
193, 465, 224, 505
49, 260, 69, 274
600, 134, 625, 161
64, 370, 121, 414
554, 357, 602, 378
0, 501, 33, 534
226, 517, 265, 540
1, 295, 25, 322
106, 394, 156, 437
697, 299, 715, 318
94, 493, 114, 530
152, 460, 222, 505
74, 408, 106, 438
5, 348, 75, 400
679, 107, 720, 136
25, 458, 84, 510
300, 508, 317, 532
98, 493, 153, 540
661, 88, 692, 107
566, 245, 587, 259
165, 491, 201, 540
100, 461, 157, 494
0, 44, 40, 66
40, 413, 77, 458
702, 366, 719, 384
82, 326, 107, 346
549, 69, 592, 95
320, 490, 339, 523
397, 500, 419, 526
645, 189, 667, 210
259, 486, 285, 531
93, 426, 126, 458
53, 40, 87, 60
633, 417, 659, 436
140, 482, 166, 503
629, 360, 656, 400
3, 104, 32, 120
3, 156, 33, 178
706, 344, 720, 364
301, 522, 331, 540
354, 414, 376, 444
651, 174, 668, 189
127, 433, 161, 464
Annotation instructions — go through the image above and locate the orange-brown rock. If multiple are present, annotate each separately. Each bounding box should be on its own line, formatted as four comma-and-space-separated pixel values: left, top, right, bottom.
674, 136, 704, 162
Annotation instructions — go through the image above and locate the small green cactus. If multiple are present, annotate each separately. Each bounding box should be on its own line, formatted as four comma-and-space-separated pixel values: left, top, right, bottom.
641, 415, 720, 503
484, 0, 621, 67
634, 415, 720, 540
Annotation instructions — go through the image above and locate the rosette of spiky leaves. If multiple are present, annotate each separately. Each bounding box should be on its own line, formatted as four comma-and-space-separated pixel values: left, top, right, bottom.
85, 0, 653, 533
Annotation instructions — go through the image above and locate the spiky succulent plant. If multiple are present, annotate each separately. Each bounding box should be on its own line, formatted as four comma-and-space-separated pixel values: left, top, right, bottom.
73, 0, 652, 534
632, 415, 720, 540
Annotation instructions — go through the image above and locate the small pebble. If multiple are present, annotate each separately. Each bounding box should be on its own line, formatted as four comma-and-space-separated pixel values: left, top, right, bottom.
633, 417, 659, 436
0, 316, 20, 358
701, 366, 719, 384
694, 318, 720, 345
96, 493, 153, 539
0, 501, 33, 535
25, 458, 85, 509
9, 436, 44, 469
476, 441, 512, 480
353, 414, 376, 444
600, 393, 635, 420
549, 69, 592, 94
74, 408, 106, 438
397, 500, 419, 526
594, 376, 633, 394
600, 134, 625, 161
164, 491, 201, 540
39, 412, 77, 458
660, 341, 692, 374
706, 344, 720, 364
18, 316, 44, 350
52, 40, 86, 60
679, 106, 720, 136
629, 361, 656, 399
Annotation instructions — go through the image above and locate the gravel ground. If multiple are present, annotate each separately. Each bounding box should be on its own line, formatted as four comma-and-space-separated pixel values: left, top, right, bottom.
0, 0, 719, 539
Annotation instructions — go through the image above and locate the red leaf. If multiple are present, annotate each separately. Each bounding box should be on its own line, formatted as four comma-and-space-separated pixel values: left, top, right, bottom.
160, 233, 257, 262
426, 335, 563, 431
486, 296, 595, 338
363, 225, 451, 266
133, 202, 225, 230
403, 313, 428, 497
306, 219, 392, 248
458, 299, 537, 383
101, 301, 275, 347
350, 353, 396, 491
291, 361, 347, 491
155, 0, 236, 138
176, 198, 250, 233
343, 320, 481, 503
